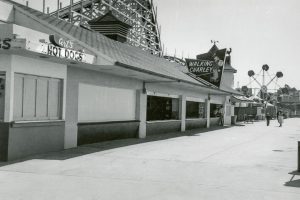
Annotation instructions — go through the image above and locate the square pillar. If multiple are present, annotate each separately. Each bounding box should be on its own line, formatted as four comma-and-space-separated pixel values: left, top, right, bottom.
223, 96, 231, 126
205, 98, 210, 128
136, 89, 147, 138
64, 70, 79, 149
179, 95, 186, 132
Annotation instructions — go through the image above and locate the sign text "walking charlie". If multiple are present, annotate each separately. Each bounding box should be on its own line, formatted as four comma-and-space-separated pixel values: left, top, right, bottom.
186, 59, 214, 73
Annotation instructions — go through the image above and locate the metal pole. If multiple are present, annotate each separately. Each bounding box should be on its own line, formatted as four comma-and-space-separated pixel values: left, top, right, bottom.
43, 0, 45, 13
80, 0, 83, 24
297, 141, 300, 172
57, 0, 60, 18
91, 0, 94, 18
69, 0, 73, 23
99, 0, 102, 10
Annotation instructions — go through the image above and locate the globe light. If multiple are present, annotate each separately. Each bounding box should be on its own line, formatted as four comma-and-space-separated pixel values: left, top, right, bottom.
248, 70, 255, 77
276, 71, 283, 78
262, 64, 269, 71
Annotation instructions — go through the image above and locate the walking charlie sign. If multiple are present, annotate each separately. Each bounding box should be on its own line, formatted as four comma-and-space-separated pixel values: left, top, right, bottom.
186, 48, 227, 88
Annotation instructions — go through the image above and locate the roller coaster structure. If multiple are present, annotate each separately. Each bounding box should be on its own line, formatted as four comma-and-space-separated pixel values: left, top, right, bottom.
49, 0, 162, 55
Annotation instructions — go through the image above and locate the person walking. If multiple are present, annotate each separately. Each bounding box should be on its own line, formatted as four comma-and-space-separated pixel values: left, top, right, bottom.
277, 110, 284, 127
266, 112, 271, 126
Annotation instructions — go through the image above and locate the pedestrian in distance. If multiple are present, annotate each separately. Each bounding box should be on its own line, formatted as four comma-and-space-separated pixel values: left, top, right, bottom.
266, 112, 271, 126
277, 110, 284, 127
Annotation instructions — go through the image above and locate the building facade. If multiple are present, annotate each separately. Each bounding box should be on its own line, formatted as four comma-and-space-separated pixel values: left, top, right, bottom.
0, 0, 239, 161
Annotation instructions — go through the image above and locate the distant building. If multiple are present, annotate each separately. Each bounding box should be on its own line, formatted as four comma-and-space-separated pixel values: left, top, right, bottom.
277, 89, 300, 117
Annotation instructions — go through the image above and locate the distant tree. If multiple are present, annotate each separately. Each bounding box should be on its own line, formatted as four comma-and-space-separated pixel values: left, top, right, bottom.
277, 88, 282, 95
241, 86, 252, 97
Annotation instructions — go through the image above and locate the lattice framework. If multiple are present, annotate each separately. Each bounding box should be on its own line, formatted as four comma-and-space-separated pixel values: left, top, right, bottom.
51, 0, 162, 55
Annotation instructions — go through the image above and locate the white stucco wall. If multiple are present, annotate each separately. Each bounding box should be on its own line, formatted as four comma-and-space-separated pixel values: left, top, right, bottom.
12, 24, 50, 43
78, 83, 136, 122
65, 67, 142, 148
210, 94, 225, 104
221, 71, 235, 89
0, 1, 14, 23
0, 54, 12, 122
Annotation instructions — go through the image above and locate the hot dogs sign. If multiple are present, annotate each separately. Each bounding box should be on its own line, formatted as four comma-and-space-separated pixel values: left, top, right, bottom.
47, 35, 85, 62
45, 34, 95, 63
186, 48, 227, 88
0, 35, 95, 64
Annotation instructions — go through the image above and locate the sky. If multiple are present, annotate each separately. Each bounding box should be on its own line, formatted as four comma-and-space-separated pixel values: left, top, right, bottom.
13, 0, 300, 91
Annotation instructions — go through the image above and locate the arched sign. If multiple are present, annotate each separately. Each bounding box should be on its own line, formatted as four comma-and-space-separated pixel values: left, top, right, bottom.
46, 34, 94, 63
49, 35, 73, 49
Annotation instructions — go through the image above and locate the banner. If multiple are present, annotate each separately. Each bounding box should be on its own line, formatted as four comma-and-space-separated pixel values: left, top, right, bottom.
186, 48, 227, 88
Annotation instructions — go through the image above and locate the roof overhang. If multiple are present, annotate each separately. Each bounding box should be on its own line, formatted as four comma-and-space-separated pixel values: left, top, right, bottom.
231, 95, 254, 103
115, 61, 235, 96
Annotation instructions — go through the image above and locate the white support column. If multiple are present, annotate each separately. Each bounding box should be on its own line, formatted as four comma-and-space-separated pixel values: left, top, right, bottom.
136, 89, 147, 138
205, 98, 210, 128
64, 69, 79, 149
223, 96, 231, 126
179, 95, 186, 132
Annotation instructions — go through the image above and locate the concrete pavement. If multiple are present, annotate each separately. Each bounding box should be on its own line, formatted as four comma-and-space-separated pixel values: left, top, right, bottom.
0, 119, 300, 200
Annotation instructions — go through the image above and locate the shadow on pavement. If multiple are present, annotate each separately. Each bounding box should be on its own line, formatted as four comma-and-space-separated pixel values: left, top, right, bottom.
285, 179, 300, 188
0, 125, 230, 166
285, 171, 300, 188
232, 123, 245, 127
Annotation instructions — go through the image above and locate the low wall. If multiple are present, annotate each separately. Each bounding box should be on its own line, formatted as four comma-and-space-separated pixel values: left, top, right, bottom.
7, 121, 65, 161
0, 123, 9, 161
210, 117, 220, 126
186, 118, 207, 130
146, 120, 181, 136
77, 120, 139, 145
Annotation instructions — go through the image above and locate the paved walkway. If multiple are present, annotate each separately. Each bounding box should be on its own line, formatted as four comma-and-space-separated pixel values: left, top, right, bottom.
0, 119, 300, 200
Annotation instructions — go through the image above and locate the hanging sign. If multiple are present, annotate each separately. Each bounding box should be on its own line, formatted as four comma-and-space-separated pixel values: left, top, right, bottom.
47, 44, 84, 62
45, 34, 95, 63
186, 48, 227, 88
25, 40, 95, 64
0, 35, 95, 64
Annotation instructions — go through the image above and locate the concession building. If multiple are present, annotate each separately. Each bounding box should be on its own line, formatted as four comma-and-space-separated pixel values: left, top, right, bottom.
0, 0, 239, 161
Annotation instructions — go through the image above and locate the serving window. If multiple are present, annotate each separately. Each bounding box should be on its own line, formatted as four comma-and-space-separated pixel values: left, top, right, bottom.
13, 73, 63, 121
186, 101, 205, 119
147, 96, 179, 121
210, 103, 222, 117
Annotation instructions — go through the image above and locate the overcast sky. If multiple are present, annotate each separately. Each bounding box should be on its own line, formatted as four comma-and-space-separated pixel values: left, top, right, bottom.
14, 0, 300, 91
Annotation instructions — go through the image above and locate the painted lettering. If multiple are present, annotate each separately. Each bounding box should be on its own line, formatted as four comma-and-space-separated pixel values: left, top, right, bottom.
47, 44, 84, 63
0, 38, 12, 50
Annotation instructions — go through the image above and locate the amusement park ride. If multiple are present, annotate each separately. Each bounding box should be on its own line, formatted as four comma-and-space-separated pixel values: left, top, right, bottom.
243, 65, 283, 102
41, 0, 162, 56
